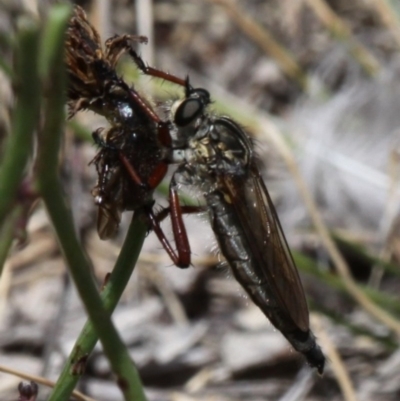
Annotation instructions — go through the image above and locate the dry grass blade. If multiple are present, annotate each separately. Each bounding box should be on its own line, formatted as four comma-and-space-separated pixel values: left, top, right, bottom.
0, 261, 11, 320
277, 367, 315, 401
367, 0, 400, 48
7, 236, 57, 270
184, 367, 215, 393
305, 0, 381, 76
368, 152, 400, 287
206, 0, 308, 90
313, 316, 358, 401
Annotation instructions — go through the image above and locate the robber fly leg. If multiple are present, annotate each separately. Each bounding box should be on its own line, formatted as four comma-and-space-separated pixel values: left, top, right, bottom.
155, 205, 204, 224
168, 177, 192, 268
147, 162, 168, 189
145, 199, 191, 269
145, 175, 193, 268
126, 47, 192, 90
118, 152, 148, 189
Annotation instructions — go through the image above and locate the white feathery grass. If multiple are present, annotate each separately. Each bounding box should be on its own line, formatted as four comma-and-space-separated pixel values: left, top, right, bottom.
282, 63, 400, 239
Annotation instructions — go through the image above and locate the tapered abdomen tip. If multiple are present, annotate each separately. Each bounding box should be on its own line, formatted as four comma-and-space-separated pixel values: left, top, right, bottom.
306, 345, 325, 375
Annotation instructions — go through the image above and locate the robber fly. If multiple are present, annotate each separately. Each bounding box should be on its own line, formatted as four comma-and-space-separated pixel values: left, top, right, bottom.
126, 54, 325, 372
65, 6, 191, 267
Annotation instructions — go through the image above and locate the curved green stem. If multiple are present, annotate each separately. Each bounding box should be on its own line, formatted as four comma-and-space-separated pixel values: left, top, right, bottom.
48, 213, 147, 400
35, 5, 147, 401
0, 17, 40, 225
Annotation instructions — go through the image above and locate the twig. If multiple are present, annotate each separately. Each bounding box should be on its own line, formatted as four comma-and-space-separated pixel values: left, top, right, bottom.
0, 364, 96, 401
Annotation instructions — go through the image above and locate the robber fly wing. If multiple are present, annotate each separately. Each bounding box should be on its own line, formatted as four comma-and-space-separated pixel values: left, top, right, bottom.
222, 164, 309, 332
96, 204, 122, 240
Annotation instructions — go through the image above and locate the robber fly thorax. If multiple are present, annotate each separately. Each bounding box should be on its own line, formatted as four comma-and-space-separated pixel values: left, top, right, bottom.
168, 88, 249, 186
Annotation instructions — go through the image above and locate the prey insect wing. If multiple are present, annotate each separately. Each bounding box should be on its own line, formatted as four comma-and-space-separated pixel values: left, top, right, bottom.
90, 151, 124, 239
222, 165, 309, 332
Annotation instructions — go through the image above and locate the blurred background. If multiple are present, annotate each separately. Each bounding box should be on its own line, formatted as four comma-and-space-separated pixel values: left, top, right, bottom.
1, 0, 400, 400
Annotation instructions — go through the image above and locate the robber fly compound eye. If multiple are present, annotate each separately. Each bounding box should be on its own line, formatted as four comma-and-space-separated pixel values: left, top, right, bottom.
174, 87, 212, 127
174, 97, 205, 127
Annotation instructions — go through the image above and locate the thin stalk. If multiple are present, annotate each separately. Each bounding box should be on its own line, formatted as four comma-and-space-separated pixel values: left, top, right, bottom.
0, 363, 96, 401
313, 316, 358, 401
48, 213, 147, 401
35, 5, 146, 401
0, 17, 40, 225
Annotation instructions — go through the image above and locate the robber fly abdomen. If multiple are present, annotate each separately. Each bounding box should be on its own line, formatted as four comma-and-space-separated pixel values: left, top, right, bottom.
206, 188, 324, 372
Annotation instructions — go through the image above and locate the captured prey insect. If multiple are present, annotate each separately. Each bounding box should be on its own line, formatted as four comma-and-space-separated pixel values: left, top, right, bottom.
65, 6, 191, 267
128, 54, 325, 373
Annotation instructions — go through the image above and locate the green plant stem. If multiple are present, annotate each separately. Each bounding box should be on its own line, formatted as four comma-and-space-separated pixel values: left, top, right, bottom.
0, 17, 40, 226
48, 213, 147, 400
35, 5, 146, 401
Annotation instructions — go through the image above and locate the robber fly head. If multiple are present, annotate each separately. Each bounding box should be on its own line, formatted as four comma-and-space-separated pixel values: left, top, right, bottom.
170, 84, 252, 178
